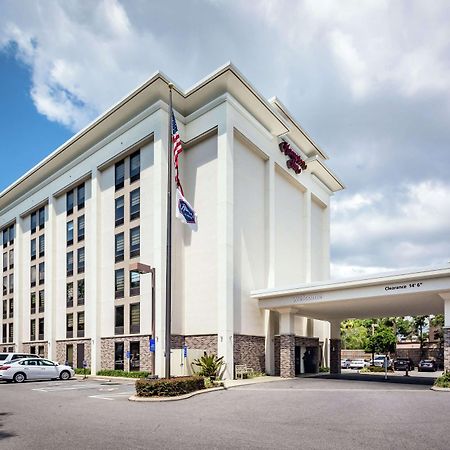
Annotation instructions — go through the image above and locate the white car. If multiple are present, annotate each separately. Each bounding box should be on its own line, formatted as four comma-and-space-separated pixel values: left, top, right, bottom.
349, 359, 369, 369
0, 358, 74, 383
341, 359, 351, 369
371, 355, 392, 368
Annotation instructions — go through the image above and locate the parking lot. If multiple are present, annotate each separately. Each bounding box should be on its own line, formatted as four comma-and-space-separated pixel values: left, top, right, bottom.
1, 375, 450, 449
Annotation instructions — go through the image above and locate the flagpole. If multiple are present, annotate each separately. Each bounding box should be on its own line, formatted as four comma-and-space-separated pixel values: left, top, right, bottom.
165, 83, 174, 378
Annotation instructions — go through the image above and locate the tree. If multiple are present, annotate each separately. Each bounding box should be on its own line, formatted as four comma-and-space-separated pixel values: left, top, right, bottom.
365, 326, 396, 355
341, 319, 369, 350
412, 315, 429, 358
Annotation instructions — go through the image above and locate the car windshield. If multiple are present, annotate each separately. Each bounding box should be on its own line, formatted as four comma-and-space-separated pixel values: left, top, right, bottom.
0, 354, 7, 361
422, 360, 433, 363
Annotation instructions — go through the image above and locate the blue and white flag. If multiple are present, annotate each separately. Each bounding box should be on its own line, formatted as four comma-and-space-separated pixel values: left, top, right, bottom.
176, 187, 198, 231
172, 113, 198, 231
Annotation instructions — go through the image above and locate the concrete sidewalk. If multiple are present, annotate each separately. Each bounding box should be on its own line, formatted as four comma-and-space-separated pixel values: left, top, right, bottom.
224, 375, 285, 388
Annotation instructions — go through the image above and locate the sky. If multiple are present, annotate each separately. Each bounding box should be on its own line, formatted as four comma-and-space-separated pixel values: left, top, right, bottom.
1, 0, 450, 279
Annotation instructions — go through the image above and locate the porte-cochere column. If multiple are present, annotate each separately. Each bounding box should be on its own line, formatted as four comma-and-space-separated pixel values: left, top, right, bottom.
279, 310, 296, 378
329, 320, 341, 374
442, 294, 450, 371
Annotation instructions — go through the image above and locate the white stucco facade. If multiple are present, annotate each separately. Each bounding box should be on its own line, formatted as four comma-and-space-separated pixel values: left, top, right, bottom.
0, 64, 343, 379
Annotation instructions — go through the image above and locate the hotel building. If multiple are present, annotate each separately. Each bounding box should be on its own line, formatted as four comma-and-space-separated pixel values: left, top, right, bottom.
0, 63, 345, 379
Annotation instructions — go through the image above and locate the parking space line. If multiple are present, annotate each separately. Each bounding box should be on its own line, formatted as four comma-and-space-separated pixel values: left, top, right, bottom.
89, 392, 132, 401
32, 385, 100, 392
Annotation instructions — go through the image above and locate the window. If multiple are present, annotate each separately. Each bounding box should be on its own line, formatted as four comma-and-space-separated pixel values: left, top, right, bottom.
114, 342, 124, 370
130, 188, 140, 221
77, 215, 85, 242
30, 319, 36, 341
38, 318, 44, 340
9, 273, 13, 294
66, 313, 73, 338
115, 306, 124, 335
30, 292, 36, 314
67, 252, 73, 276
66, 344, 73, 367
115, 269, 124, 299
31, 239, 36, 260
2, 300, 6, 320
38, 207, 45, 229
2, 252, 7, 271
77, 312, 85, 338
67, 221, 74, 246
38, 262, 45, 285
8, 323, 13, 343
115, 160, 125, 190
38, 290, 44, 313
2, 276, 6, 297
130, 271, 140, 296
8, 249, 13, 269
67, 190, 74, 214
39, 235, 45, 257
130, 303, 140, 334
130, 341, 140, 371
8, 298, 13, 318
66, 282, 74, 307
115, 196, 124, 227
9, 225, 14, 244
115, 233, 124, 263
77, 280, 85, 305
31, 265, 37, 287
77, 184, 85, 210
31, 212, 37, 234
130, 150, 141, 183
77, 248, 85, 274
130, 227, 140, 258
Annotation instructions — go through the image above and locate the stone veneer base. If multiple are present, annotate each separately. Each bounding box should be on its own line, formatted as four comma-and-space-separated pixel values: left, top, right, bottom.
56, 339, 91, 368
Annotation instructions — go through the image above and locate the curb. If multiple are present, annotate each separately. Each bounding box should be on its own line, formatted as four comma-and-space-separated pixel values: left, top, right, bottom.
430, 386, 450, 392
128, 386, 225, 402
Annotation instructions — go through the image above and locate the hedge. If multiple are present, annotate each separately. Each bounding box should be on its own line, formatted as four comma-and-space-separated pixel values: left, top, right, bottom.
97, 369, 150, 378
74, 368, 91, 375
136, 376, 205, 397
434, 372, 450, 388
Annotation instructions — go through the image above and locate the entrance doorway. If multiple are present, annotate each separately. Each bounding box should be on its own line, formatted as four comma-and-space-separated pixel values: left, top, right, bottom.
77, 343, 85, 369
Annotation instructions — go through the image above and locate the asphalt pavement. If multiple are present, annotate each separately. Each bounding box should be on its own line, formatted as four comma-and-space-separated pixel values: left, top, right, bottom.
0, 376, 448, 449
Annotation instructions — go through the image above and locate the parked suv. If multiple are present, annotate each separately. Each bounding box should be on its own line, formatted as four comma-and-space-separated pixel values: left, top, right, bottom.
393, 357, 415, 371
0, 353, 41, 364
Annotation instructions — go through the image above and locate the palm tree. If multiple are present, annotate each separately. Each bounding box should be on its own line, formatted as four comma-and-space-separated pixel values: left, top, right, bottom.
413, 316, 429, 359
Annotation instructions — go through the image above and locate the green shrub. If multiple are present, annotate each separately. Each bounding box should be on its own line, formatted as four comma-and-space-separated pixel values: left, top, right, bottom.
434, 372, 450, 388
360, 366, 394, 373
97, 369, 150, 378
74, 368, 91, 375
247, 371, 266, 378
135, 376, 205, 397
191, 352, 226, 380
319, 367, 330, 373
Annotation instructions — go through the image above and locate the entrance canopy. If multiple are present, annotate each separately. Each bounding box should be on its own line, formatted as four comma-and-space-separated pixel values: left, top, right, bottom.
252, 266, 450, 321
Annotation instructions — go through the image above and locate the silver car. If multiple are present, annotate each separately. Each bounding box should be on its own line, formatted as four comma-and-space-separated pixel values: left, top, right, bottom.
0, 358, 75, 383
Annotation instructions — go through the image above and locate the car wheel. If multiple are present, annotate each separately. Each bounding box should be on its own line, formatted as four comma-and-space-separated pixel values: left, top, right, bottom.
13, 372, 26, 383
59, 370, 71, 381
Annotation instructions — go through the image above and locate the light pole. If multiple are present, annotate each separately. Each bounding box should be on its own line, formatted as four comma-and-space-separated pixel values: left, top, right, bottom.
130, 262, 155, 376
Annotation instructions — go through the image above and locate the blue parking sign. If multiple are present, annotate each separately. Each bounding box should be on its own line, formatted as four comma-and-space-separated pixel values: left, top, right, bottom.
150, 338, 155, 352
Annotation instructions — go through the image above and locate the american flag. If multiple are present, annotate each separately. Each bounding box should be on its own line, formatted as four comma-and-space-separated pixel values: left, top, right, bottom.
171, 112, 183, 194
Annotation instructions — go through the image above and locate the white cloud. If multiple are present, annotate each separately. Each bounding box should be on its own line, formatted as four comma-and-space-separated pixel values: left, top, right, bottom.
331, 180, 450, 270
